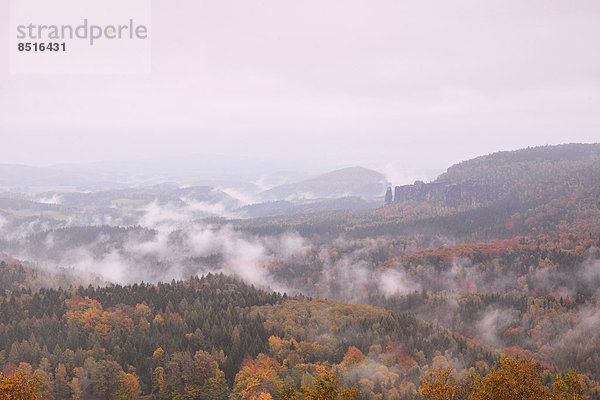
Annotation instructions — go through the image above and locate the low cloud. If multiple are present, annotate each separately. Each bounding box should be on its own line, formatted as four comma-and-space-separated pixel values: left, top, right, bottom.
37, 194, 62, 205
378, 268, 420, 297
476, 309, 516, 348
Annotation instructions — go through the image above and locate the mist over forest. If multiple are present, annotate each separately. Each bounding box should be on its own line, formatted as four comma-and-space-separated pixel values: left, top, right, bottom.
0, 143, 599, 399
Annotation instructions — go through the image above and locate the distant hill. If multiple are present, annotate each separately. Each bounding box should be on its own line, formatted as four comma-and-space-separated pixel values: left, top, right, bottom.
259, 166, 388, 201
233, 143, 600, 242
441, 143, 600, 180
0, 154, 326, 190
392, 143, 600, 207
236, 196, 377, 218
0, 164, 95, 188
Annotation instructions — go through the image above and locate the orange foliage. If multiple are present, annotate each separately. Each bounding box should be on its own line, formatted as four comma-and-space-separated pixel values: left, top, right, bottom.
231, 355, 283, 400
0, 371, 40, 400
341, 346, 365, 369
65, 296, 134, 337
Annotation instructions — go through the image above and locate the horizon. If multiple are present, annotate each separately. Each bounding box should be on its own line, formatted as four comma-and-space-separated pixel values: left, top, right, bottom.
1, 142, 598, 189
2, 140, 597, 169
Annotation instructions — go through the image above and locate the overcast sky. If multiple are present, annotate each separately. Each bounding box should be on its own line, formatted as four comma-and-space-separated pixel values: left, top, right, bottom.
0, 0, 598, 173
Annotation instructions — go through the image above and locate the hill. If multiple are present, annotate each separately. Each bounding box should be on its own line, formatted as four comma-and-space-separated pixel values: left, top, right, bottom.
259, 166, 388, 201
234, 143, 600, 241
391, 143, 600, 207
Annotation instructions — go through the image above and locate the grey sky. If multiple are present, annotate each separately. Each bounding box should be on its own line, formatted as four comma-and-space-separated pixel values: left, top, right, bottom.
0, 0, 598, 173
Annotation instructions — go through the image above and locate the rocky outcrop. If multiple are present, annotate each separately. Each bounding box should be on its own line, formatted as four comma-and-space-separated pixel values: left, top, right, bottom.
385, 187, 393, 205
392, 180, 503, 207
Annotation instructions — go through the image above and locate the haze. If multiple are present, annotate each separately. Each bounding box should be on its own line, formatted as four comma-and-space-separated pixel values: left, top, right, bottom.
1, 0, 599, 171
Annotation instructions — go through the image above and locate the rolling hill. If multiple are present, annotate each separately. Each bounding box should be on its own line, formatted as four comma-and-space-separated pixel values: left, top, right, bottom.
258, 166, 389, 201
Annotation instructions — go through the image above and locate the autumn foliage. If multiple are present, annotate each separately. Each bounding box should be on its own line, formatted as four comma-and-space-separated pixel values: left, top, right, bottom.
420, 357, 584, 400
0, 370, 40, 400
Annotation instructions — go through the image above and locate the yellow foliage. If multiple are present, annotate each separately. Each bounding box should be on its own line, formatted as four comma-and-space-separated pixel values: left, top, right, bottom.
255, 393, 273, 400
420, 367, 468, 400
0, 371, 40, 400
420, 357, 579, 400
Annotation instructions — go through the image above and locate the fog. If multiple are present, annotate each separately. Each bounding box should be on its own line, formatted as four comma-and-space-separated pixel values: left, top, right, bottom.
1, 1, 599, 169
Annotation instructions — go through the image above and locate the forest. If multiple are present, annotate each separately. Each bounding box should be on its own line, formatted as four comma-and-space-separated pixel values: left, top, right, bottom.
0, 272, 593, 400
1, 144, 600, 399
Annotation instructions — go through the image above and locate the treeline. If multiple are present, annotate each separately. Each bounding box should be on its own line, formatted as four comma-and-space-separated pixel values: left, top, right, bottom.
0, 274, 503, 399
0, 274, 280, 398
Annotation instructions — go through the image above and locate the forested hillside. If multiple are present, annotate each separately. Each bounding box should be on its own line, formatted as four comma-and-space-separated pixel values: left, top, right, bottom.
237, 144, 600, 241
2, 144, 600, 399
0, 273, 501, 399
